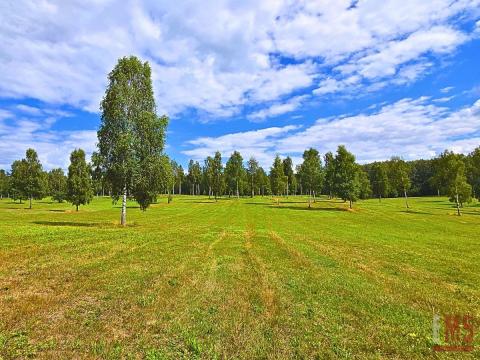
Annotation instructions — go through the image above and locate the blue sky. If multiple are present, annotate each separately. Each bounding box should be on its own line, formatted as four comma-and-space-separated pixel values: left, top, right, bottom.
1, 0, 480, 170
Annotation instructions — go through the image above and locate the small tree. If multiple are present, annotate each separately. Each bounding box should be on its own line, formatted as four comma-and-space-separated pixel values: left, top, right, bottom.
358, 167, 372, 199
390, 157, 411, 209
48, 168, 67, 203
323, 152, 335, 199
66, 149, 93, 211
188, 160, 202, 195
282, 156, 295, 197
270, 155, 286, 197
257, 167, 270, 196
91, 152, 107, 197
466, 146, 480, 200
247, 157, 259, 197
211, 151, 224, 201
10, 149, 45, 208
298, 148, 323, 204
333, 145, 360, 209
433, 151, 472, 215
0, 170, 9, 199
225, 151, 245, 198
370, 162, 389, 202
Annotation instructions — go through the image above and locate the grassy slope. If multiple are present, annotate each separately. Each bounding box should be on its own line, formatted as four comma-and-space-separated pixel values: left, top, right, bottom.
0, 196, 479, 359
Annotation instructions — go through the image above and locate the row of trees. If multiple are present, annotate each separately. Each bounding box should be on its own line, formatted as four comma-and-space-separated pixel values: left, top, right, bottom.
1, 148, 93, 211
2, 144, 477, 215
1, 56, 479, 223
178, 147, 376, 209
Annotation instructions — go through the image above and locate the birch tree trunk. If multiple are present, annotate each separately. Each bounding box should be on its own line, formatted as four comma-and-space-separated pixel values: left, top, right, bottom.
121, 187, 127, 226
456, 191, 461, 216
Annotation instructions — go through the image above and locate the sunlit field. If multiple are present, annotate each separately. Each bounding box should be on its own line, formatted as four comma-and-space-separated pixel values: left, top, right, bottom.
0, 196, 479, 359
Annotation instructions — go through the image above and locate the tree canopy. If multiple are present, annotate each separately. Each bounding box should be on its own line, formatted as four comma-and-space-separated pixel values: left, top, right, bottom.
97, 56, 168, 225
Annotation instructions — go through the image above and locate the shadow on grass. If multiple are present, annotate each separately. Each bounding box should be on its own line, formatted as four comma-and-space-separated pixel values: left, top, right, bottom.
33, 220, 140, 228
246, 202, 348, 212
186, 200, 217, 204
33, 221, 101, 227
399, 210, 435, 215
49, 209, 67, 212
275, 206, 349, 212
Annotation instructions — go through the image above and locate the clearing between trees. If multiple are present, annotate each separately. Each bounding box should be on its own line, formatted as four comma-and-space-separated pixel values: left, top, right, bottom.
0, 196, 479, 359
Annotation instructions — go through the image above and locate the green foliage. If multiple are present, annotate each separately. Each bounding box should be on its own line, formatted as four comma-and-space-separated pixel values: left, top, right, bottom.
409, 159, 436, 196
90, 151, 108, 196
9, 149, 45, 207
282, 156, 295, 195
466, 146, 480, 199
66, 149, 94, 211
333, 145, 360, 207
256, 167, 270, 196
433, 150, 472, 213
269, 155, 286, 196
188, 160, 202, 195
388, 157, 411, 196
171, 161, 185, 194
211, 152, 224, 200
0, 170, 9, 199
357, 167, 372, 199
323, 152, 335, 197
97, 56, 168, 220
297, 148, 323, 196
246, 157, 260, 197
48, 168, 67, 203
370, 162, 389, 200
225, 151, 245, 197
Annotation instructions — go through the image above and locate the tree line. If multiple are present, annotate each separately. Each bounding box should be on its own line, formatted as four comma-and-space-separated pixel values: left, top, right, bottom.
0, 56, 479, 224
1, 144, 479, 215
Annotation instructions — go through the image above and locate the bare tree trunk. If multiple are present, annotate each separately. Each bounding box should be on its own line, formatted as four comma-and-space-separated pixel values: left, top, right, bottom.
29, 196, 32, 209
121, 187, 127, 226
179, 181, 182, 195
349, 199, 353, 209
379, 195, 381, 203
286, 182, 289, 198
76, 204, 79, 211
236, 180, 239, 198
403, 189, 409, 209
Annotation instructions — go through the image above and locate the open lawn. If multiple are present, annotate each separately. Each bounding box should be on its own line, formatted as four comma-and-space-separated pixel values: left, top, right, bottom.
0, 196, 479, 359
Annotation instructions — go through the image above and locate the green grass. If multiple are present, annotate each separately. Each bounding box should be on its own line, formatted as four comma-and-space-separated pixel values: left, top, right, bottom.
0, 195, 479, 359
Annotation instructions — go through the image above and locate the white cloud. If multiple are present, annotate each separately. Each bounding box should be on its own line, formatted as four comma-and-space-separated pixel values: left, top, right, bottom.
0, 107, 96, 170
247, 95, 308, 121
185, 97, 480, 166
440, 86, 455, 93
0, 0, 478, 119
182, 125, 300, 167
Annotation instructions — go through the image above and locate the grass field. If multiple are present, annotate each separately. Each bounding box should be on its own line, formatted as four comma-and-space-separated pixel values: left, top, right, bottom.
0, 195, 479, 359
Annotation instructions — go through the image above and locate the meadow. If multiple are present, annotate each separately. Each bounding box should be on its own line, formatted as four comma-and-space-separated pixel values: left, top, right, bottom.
0, 195, 479, 359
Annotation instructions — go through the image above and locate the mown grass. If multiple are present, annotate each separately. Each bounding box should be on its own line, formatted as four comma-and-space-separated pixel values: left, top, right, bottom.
0, 195, 479, 359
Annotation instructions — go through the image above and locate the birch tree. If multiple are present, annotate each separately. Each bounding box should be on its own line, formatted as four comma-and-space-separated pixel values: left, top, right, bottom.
97, 56, 168, 225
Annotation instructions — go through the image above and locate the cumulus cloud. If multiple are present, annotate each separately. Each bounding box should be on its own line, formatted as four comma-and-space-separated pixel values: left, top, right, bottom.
185, 96, 480, 166
0, 106, 96, 170
247, 95, 308, 121
183, 125, 300, 167
0, 0, 479, 119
